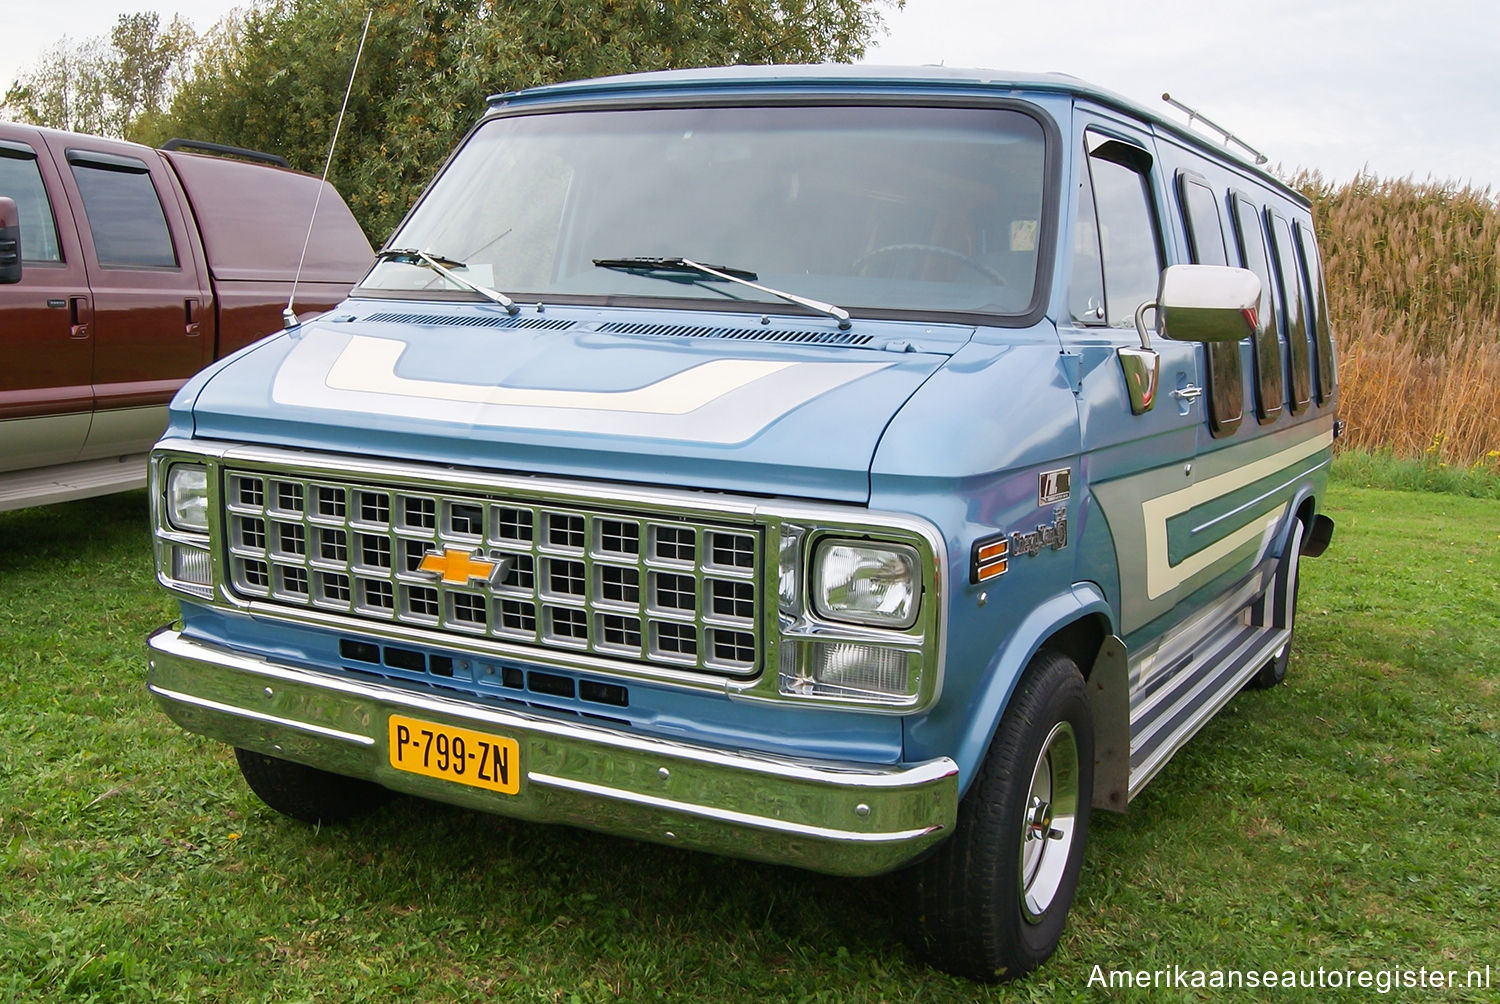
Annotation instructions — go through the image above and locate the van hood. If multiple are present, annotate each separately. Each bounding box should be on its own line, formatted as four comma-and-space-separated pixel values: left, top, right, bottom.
185, 303, 968, 502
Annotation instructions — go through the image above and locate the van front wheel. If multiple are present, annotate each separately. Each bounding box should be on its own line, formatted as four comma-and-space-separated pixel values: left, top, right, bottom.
234, 748, 391, 824
903, 650, 1094, 981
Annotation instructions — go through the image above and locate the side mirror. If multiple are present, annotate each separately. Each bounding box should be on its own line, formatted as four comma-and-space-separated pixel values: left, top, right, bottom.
1155, 264, 1260, 343
0, 197, 20, 284
1118, 264, 1261, 415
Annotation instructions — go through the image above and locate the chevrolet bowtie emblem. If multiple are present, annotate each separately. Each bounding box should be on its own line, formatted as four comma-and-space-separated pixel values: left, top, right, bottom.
417, 547, 503, 585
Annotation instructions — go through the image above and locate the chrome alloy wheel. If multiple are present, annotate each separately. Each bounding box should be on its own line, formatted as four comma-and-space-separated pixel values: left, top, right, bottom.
1018, 721, 1080, 923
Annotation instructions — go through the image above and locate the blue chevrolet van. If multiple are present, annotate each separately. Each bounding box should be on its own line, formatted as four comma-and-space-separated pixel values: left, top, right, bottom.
146, 65, 1337, 980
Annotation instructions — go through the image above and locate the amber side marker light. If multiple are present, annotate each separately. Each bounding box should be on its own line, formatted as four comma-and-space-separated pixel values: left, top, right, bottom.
971, 536, 1010, 583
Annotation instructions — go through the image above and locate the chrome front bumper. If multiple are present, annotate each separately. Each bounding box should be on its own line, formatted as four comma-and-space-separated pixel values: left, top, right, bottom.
147, 626, 958, 876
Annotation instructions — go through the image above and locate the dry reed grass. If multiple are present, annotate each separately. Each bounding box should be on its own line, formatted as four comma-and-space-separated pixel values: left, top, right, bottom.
1294, 172, 1500, 469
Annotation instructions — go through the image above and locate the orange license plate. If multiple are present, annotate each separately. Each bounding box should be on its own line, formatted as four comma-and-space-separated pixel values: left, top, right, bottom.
388, 715, 520, 795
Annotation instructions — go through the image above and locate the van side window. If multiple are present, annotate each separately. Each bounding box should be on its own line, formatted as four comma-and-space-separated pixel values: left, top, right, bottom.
68, 161, 178, 269
1294, 221, 1337, 403
1084, 137, 1163, 328
1269, 213, 1312, 414
1229, 194, 1283, 423
1178, 174, 1227, 265
1177, 172, 1242, 437
0, 147, 63, 263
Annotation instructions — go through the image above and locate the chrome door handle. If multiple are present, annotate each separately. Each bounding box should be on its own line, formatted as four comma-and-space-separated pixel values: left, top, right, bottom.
1171, 384, 1204, 402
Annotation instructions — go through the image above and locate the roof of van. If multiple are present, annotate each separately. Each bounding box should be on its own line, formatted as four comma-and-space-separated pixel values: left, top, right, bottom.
487, 64, 1305, 205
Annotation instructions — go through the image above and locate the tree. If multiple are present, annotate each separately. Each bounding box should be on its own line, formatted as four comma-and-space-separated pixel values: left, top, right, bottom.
2, 36, 111, 135
109, 12, 198, 137
1, 12, 197, 140
153, 0, 900, 242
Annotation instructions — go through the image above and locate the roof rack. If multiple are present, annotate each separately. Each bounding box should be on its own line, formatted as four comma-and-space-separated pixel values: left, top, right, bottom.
1161, 93, 1268, 166
159, 138, 290, 169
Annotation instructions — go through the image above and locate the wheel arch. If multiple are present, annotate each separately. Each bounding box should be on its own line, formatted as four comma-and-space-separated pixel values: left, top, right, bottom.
1284, 484, 1320, 553
948, 583, 1125, 810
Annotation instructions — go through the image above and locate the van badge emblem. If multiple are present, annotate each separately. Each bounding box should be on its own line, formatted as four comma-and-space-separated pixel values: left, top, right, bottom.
417, 547, 507, 585
1039, 468, 1071, 506
1010, 506, 1069, 559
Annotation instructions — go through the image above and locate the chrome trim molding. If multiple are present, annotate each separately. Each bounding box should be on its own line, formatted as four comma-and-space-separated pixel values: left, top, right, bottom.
147, 626, 958, 876
527, 774, 943, 844
149, 685, 375, 747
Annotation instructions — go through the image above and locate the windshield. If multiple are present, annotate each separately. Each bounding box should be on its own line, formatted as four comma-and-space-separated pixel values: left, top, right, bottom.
360, 103, 1050, 317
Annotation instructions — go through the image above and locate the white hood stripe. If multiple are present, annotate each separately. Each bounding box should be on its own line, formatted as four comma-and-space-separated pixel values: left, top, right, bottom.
272, 331, 894, 445
326, 335, 797, 415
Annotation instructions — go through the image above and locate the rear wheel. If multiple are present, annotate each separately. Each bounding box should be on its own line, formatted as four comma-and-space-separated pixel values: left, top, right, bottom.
234, 748, 391, 824
903, 650, 1094, 981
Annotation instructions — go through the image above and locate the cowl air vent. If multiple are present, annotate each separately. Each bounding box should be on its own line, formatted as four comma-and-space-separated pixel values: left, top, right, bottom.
361, 312, 576, 331
598, 321, 873, 347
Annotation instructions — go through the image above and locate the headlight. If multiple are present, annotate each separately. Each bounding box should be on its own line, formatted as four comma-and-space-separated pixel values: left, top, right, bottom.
166, 464, 209, 532
811, 541, 920, 629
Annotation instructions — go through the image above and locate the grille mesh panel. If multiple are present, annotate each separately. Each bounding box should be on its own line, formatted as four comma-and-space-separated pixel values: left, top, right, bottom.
222, 470, 761, 675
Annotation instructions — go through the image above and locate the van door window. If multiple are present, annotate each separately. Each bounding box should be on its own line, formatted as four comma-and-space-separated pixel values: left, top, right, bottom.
1068, 159, 1106, 325
1177, 172, 1242, 437
1294, 221, 1337, 404
1084, 137, 1164, 328
1229, 194, 1283, 423
0, 146, 63, 263
68, 159, 179, 269
1269, 213, 1312, 414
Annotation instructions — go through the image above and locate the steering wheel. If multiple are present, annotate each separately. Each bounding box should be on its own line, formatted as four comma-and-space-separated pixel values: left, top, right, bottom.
852, 243, 1008, 285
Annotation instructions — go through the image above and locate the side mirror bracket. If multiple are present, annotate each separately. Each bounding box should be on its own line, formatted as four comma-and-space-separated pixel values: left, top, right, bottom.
1118, 299, 1159, 414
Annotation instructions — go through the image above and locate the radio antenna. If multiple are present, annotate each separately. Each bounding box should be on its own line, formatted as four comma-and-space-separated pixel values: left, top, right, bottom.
284, 9, 373, 330
1161, 92, 1269, 166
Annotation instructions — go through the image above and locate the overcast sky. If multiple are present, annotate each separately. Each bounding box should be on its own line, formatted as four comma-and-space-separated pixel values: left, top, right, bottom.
3, 0, 1497, 191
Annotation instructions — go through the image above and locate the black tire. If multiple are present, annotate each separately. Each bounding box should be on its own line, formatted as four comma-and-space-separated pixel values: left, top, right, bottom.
902, 650, 1094, 982
1247, 520, 1304, 689
234, 748, 391, 825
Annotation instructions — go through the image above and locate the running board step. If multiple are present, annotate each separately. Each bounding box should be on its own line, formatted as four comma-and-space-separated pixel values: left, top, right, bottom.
1127, 616, 1289, 800
0, 454, 149, 513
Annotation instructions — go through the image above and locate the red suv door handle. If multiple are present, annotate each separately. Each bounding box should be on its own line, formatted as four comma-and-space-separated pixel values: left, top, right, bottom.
69, 295, 91, 339
185, 297, 201, 337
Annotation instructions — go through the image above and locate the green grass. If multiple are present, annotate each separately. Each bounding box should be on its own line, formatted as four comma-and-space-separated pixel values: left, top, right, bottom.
2, 482, 1497, 1002
1333, 447, 1500, 499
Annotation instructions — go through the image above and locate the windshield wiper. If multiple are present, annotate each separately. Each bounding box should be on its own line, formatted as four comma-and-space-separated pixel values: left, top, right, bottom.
374, 247, 521, 315
593, 256, 759, 281
594, 256, 851, 330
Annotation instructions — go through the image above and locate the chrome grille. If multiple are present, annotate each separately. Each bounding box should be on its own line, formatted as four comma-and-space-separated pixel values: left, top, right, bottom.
221, 470, 762, 675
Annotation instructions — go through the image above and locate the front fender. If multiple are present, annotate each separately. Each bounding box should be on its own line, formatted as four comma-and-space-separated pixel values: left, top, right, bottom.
905, 581, 1115, 798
